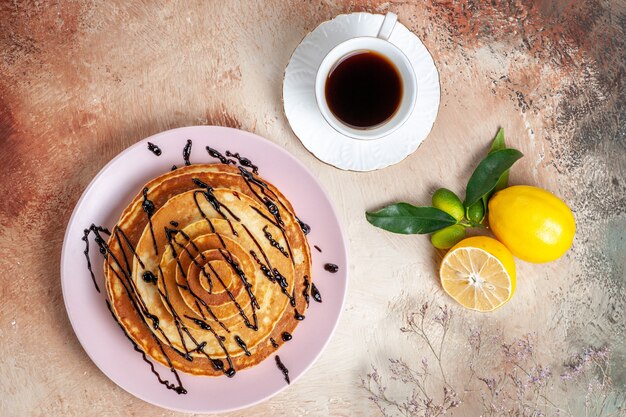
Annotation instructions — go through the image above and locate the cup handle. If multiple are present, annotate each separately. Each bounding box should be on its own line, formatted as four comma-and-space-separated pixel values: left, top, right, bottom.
377, 12, 398, 41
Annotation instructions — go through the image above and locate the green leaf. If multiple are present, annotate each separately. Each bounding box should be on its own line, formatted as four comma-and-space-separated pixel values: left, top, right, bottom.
489, 128, 506, 154
366, 203, 457, 235
464, 148, 523, 208
481, 194, 490, 220
493, 170, 510, 192
489, 128, 509, 193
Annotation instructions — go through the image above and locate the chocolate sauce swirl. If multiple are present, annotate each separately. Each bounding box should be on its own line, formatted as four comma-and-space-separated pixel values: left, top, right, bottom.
81, 140, 320, 394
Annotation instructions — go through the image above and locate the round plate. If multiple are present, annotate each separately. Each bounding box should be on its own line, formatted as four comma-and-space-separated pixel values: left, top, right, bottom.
283, 12, 440, 171
61, 126, 349, 413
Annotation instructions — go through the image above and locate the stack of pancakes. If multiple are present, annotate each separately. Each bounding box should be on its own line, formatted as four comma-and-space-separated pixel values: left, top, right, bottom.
104, 164, 311, 376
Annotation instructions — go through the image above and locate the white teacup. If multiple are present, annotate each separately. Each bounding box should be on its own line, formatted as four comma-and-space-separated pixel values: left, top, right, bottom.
315, 13, 417, 140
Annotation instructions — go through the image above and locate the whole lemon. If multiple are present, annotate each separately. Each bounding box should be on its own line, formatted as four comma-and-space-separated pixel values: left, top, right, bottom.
488, 185, 576, 263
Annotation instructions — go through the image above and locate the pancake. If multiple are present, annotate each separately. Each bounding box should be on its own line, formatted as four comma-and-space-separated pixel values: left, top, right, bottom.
103, 163, 312, 378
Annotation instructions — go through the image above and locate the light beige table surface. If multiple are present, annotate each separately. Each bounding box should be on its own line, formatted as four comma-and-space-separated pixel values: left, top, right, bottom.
1, 1, 624, 416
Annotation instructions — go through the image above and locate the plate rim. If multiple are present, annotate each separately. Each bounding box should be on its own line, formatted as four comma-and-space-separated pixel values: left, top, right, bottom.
60, 125, 349, 413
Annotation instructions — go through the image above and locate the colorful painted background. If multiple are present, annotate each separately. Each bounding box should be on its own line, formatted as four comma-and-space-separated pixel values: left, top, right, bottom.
1, 1, 624, 415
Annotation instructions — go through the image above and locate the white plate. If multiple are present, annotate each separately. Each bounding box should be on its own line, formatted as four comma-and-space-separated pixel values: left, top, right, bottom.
283, 12, 441, 171
60, 126, 348, 413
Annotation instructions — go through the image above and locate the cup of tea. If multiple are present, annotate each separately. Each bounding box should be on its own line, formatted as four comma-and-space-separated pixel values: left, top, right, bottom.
314, 13, 417, 140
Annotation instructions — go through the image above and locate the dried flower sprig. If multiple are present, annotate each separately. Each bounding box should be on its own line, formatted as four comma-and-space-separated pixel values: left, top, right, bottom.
362, 301, 626, 417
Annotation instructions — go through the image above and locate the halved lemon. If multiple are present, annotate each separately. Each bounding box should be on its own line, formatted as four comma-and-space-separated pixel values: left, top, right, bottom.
440, 236, 516, 312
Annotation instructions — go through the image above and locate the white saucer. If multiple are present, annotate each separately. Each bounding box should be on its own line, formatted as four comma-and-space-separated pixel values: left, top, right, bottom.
283, 12, 440, 172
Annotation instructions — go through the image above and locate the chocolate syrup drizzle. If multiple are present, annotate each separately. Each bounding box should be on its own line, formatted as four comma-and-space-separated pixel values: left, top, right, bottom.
183, 139, 192, 166
234, 335, 252, 356
84, 226, 188, 393
205, 149, 311, 256
263, 225, 289, 257
244, 225, 295, 307
82, 224, 111, 292
142, 271, 158, 284
187, 179, 263, 331
141, 187, 158, 255
324, 263, 339, 273
106, 300, 187, 394
192, 178, 241, 223
210, 253, 257, 330
220, 248, 259, 330
311, 283, 322, 303
250, 206, 293, 264
206, 146, 235, 165
82, 141, 331, 394
183, 314, 235, 375
273, 268, 295, 306
235, 165, 287, 229
275, 356, 290, 384
147, 142, 162, 156
302, 276, 310, 306
250, 250, 273, 281
296, 217, 310, 235
166, 226, 214, 294
164, 227, 229, 331
225, 150, 258, 174
83, 218, 236, 392
314, 245, 322, 253
157, 263, 236, 375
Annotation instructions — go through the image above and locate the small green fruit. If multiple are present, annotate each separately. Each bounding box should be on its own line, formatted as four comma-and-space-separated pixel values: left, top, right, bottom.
432, 188, 464, 222
431, 225, 466, 249
466, 201, 485, 224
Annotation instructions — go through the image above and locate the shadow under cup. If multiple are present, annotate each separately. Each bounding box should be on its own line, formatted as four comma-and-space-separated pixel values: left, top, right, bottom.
315, 37, 417, 141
